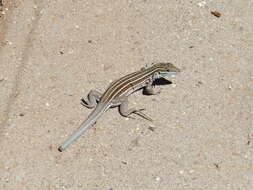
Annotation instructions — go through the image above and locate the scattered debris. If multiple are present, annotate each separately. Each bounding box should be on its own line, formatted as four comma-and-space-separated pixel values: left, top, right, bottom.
148, 126, 155, 132
121, 161, 127, 165
211, 11, 221, 18
195, 81, 203, 87
148, 123, 156, 131
0, 1, 3, 17
247, 133, 251, 145
19, 113, 25, 117
214, 163, 219, 169
154, 176, 161, 182
0, 1, 2, 18
189, 169, 195, 173
197, 0, 207, 7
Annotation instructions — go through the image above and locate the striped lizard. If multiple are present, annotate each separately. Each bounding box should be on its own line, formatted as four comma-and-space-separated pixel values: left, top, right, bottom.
58, 63, 180, 151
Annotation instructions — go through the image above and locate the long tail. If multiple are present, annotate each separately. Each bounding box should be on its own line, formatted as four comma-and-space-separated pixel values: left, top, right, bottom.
58, 104, 107, 152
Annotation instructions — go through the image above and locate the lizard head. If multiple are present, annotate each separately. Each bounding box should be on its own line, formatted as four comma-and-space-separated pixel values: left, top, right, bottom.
152, 62, 180, 78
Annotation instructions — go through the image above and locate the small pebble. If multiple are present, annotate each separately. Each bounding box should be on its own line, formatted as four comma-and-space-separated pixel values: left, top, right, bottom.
197, 0, 207, 7
148, 124, 156, 131
121, 161, 127, 165
211, 11, 221, 18
155, 176, 161, 182
171, 84, 177, 88
189, 169, 195, 173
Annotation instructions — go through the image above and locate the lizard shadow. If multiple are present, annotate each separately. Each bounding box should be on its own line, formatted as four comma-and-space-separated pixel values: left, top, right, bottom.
153, 78, 172, 86
142, 78, 172, 96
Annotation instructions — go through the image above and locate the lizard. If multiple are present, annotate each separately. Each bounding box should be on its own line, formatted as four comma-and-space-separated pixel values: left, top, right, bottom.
58, 63, 180, 151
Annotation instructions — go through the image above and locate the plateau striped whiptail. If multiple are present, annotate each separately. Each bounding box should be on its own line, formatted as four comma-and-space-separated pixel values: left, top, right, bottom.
58, 63, 180, 151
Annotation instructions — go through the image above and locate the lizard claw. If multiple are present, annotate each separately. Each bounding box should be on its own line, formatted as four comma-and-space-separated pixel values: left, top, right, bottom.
81, 98, 93, 109
133, 109, 153, 122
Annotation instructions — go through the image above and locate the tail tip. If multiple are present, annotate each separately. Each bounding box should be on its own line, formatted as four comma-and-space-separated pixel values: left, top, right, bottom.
58, 146, 64, 152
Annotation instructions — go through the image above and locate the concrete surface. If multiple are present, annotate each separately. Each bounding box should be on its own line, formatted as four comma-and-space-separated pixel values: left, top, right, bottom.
0, 0, 252, 189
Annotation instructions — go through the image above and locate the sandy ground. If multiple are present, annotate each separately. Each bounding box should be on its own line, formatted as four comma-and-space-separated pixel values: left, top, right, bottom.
0, 0, 253, 189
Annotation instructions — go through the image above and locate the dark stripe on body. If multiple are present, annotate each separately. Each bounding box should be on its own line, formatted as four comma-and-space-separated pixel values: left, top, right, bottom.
100, 66, 163, 102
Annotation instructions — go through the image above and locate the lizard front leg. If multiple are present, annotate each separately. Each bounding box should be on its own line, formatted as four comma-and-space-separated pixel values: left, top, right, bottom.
81, 90, 102, 109
143, 82, 161, 95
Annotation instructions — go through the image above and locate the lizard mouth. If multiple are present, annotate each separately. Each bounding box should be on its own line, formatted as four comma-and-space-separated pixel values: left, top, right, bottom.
159, 71, 178, 77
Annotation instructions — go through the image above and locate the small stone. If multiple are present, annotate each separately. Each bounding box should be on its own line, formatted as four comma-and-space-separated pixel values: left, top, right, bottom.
171, 84, 177, 88
154, 176, 161, 182
211, 11, 221, 18
197, 1, 207, 7
148, 124, 156, 131
121, 161, 127, 165
189, 169, 195, 173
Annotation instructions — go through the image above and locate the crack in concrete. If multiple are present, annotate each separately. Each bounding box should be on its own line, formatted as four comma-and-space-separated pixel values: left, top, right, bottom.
1, 0, 44, 133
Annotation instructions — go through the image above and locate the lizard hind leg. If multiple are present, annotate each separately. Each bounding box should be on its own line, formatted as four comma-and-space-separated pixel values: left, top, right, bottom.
116, 96, 153, 121
81, 90, 102, 109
